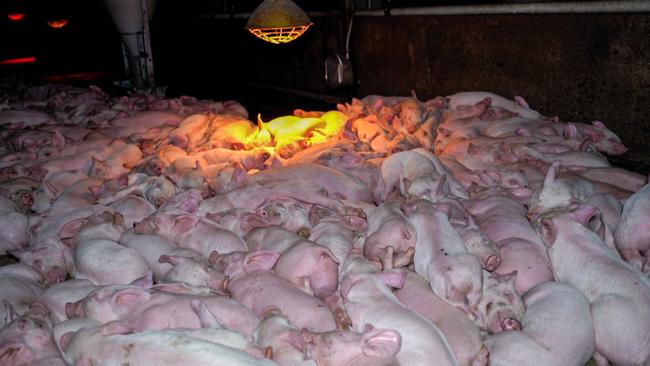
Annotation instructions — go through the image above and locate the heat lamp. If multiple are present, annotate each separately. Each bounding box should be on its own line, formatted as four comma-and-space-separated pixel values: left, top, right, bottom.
245, 0, 312, 44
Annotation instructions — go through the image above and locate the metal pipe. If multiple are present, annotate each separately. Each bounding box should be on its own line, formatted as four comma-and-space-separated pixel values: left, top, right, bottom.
200, 1, 650, 19
199, 10, 340, 20
355, 1, 650, 16
236, 81, 348, 104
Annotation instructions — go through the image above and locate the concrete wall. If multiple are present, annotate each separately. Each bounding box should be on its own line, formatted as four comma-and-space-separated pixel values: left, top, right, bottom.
153, 8, 650, 166
349, 13, 650, 166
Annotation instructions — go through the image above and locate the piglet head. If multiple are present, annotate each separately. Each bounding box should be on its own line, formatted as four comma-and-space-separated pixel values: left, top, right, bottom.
301, 325, 401, 366
133, 217, 159, 235
160, 255, 227, 292
0, 342, 35, 366
476, 271, 524, 334
85, 287, 151, 323
211, 250, 279, 281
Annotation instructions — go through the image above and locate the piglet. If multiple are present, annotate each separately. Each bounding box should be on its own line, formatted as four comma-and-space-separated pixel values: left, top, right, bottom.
615, 183, 650, 274
0, 264, 44, 328
396, 270, 486, 366
339, 252, 458, 366
474, 270, 524, 335
217, 250, 338, 333
254, 313, 317, 366
485, 281, 594, 366
66, 285, 260, 339
361, 201, 417, 268
134, 213, 247, 257
403, 199, 483, 315
38, 279, 98, 323
300, 324, 402, 366
538, 206, 650, 365
120, 231, 227, 292
60, 321, 276, 366
0, 310, 63, 366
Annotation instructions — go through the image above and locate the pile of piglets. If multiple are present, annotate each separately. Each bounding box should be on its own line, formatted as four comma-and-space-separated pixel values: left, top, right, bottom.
0, 82, 649, 366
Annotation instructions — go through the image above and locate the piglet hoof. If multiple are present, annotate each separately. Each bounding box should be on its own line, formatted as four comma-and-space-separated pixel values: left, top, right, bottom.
208, 251, 220, 265
471, 345, 490, 366
264, 346, 273, 359
380, 246, 395, 270
113, 213, 124, 226
334, 308, 352, 331
221, 277, 230, 294
297, 228, 310, 239
393, 247, 415, 268
502, 318, 522, 331
483, 255, 501, 272
261, 307, 282, 318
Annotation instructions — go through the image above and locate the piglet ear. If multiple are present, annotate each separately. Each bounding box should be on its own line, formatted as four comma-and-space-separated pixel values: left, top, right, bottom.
495, 271, 518, 285
360, 324, 402, 357
101, 321, 133, 336
159, 255, 181, 266
592, 120, 606, 129
231, 163, 248, 185
29, 167, 49, 181
173, 215, 199, 234
59, 332, 74, 351
43, 181, 60, 197
436, 174, 449, 197
179, 198, 199, 214
52, 131, 66, 150
59, 218, 90, 239
467, 143, 480, 155
514, 96, 530, 109
243, 250, 280, 274
515, 128, 532, 137
570, 204, 599, 227
543, 162, 560, 187
510, 188, 533, 200
376, 269, 405, 290
129, 272, 153, 287
341, 215, 367, 232
563, 123, 578, 139
88, 185, 104, 200
190, 299, 222, 329
478, 170, 499, 185
110, 288, 151, 308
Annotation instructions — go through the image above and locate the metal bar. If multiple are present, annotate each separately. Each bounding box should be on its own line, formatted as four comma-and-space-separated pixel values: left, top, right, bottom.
236, 81, 348, 104
356, 1, 650, 16
199, 1, 650, 19
198, 10, 341, 20
141, 0, 156, 88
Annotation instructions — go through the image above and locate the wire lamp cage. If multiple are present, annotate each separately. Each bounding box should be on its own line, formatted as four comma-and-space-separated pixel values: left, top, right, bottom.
245, 0, 313, 44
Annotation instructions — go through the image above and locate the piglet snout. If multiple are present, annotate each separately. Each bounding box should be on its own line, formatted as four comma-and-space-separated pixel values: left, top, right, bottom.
502, 317, 522, 331
484, 255, 501, 272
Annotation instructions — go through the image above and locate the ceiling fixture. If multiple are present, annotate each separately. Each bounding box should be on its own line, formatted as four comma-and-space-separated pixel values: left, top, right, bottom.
47, 19, 69, 29
245, 0, 312, 44
7, 13, 25, 21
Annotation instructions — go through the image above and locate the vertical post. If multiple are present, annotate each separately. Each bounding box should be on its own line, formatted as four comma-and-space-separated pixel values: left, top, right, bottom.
140, 0, 156, 88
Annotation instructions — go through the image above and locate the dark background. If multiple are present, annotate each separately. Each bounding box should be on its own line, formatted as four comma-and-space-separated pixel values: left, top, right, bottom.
1, 0, 648, 170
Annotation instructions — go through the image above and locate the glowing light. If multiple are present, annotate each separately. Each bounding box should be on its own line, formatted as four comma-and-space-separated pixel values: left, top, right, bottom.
7, 13, 24, 21
248, 25, 311, 44
245, 0, 312, 44
0, 57, 36, 65
47, 19, 69, 28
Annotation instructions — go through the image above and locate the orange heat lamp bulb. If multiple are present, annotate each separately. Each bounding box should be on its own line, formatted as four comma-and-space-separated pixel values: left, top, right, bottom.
47, 19, 69, 28
7, 13, 25, 21
0, 57, 36, 65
